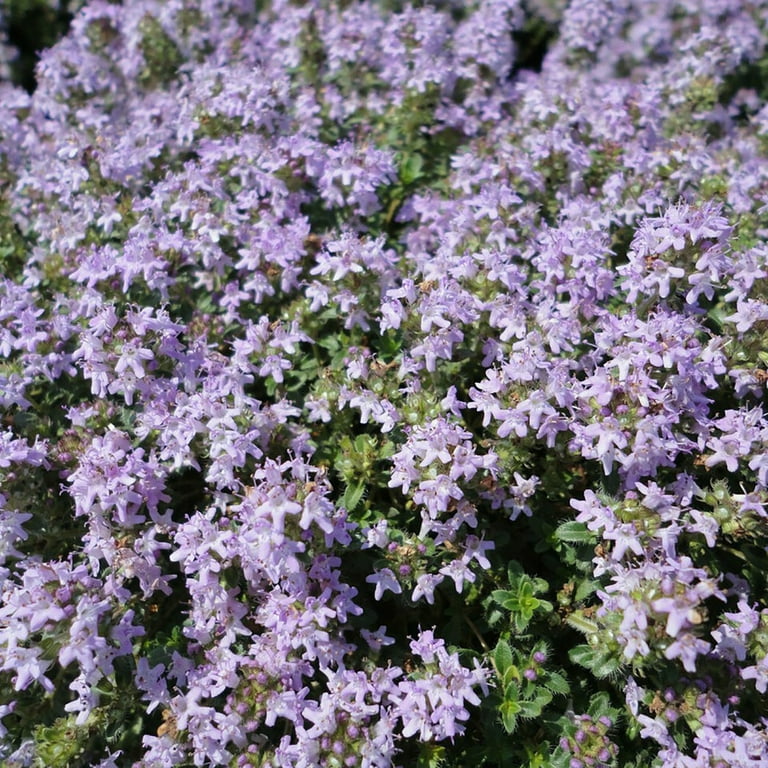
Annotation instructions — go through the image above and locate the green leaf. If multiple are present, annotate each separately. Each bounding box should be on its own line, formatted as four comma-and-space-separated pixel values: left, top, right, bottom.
513, 611, 533, 633
591, 655, 621, 678
517, 690, 552, 718
491, 589, 519, 611
494, 639, 514, 675
574, 578, 599, 602
342, 480, 366, 512
569, 644, 599, 666
503, 674, 520, 697
500, 700, 520, 734
587, 691, 620, 721
518, 581, 535, 599
568, 644, 620, 678
400, 153, 425, 185
317, 334, 341, 352
379, 439, 397, 459
554, 521, 595, 543
543, 671, 570, 696
416, 743, 446, 768
565, 611, 600, 635
353, 434, 375, 453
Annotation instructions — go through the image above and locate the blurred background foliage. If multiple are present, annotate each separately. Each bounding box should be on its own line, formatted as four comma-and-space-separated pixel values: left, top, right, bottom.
1, 0, 76, 91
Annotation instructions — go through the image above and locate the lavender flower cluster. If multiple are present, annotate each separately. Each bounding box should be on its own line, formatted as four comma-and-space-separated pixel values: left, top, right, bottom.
1, 0, 768, 766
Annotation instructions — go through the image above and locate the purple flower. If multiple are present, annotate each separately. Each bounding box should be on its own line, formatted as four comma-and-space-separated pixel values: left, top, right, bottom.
603, 523, 644, 561
663, 634, 712, 673
411, 573, 444, 605
462, 535, 494, 570
438, 559, 476, 593
366, 568, 402, 601
361, 626, 395, 652
742, 654, 768, 694
652, 595, 699, 638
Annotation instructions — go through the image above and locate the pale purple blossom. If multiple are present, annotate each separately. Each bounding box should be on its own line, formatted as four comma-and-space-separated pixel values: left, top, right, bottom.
366, 568, 402, 601
2, 0, 768, 765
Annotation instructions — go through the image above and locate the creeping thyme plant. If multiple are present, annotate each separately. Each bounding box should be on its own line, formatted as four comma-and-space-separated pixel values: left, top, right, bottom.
2, 0, 768, 766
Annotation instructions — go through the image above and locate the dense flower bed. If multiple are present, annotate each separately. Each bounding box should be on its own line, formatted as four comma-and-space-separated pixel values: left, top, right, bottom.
2, 0, 768, 766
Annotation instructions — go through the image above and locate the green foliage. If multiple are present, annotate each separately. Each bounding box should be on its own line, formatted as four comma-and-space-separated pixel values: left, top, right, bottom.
512, 9, 560, 74
416, 743, 447, 768
2, 0, 75, 91
492, 638, 556, 734
30, 700, 147, 768
0, 193, 27, 279
568, 643, 622, 679
330, 432, 397, 518
33, 714, 96, 767
663, 76, 721, 138
137, 14, 183, 88
490, 562, 553, 634
553, 520, 595, 545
